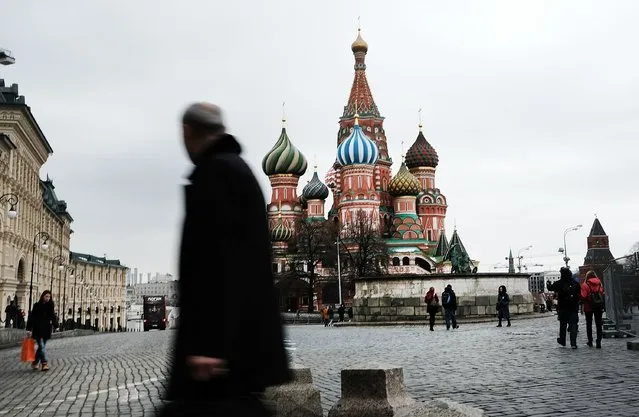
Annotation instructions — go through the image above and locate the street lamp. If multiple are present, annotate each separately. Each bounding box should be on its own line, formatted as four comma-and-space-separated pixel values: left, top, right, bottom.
72, 272, 83, 328
559, 224, 583, 267
0, 193, 19, 219
335, 238, 343, 306
61, 266, 74, 328
28, 231, 50, 314
50, 255, 66, 317
516, 245, 533, 273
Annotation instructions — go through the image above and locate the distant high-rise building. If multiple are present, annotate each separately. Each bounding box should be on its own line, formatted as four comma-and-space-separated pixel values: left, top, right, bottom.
133, 268, 139, 285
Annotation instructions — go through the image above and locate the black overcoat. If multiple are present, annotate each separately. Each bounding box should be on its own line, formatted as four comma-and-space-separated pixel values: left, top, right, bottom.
26, 301, 57, 341
165, 134, 292, 401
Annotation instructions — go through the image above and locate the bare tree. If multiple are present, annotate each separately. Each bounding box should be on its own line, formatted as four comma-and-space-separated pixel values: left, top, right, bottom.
286, 219, 336, 312
339, 210, 388, 279
621, 242, 639, 273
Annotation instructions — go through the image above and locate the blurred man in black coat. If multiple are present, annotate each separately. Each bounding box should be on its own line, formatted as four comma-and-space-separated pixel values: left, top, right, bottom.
161, 103, 291, 416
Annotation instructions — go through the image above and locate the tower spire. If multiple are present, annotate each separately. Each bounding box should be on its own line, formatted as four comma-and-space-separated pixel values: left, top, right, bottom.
418, 108, 423, 131
281, 101, 286, 127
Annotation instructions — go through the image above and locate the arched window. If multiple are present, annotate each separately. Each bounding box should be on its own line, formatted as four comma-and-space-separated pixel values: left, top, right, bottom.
402, 257, 410, 266
392, 257, 400, 266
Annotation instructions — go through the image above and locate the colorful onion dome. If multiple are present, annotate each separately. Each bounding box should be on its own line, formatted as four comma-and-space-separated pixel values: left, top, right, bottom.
270, 219, 294, 242
405, 125, 439, 169
336, 116, 379, 166
299, 194, 308, 209
262, 121, 308, 176
351, 28, 368, 53
388, 162, 421, 197
302, 170, 330, 200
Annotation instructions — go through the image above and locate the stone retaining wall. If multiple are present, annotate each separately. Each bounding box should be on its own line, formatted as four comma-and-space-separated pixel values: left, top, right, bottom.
353, 273, 534, 322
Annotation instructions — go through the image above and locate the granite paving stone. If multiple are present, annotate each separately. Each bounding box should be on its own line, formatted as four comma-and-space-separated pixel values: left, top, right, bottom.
0, 316, 637, 416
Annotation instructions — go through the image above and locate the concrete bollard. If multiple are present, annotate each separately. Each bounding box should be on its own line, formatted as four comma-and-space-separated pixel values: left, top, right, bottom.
628, 340, 639, 351
263, 364, 323, 417
328, 364, 415, 417
328, 364, 484, 417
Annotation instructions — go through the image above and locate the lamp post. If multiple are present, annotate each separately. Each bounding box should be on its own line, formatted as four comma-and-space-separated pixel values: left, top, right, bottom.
335, 238, 343, 306
0, 193, 19, 219
50, 255, 66, 318
62, 266, 74, 329
28, 232, 50, 314
516, 245, 533, 273
559, 224, 583, 267
72, 272, 83, 328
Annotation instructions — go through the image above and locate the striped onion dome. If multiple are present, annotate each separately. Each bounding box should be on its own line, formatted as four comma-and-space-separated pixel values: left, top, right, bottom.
270, 219, 294, 242
336, 116, 379, 166
388, 162, 421, 197
324, 162, 338, 189
405, 125, 439, 169
262, 122, 308, 176
302, 170, 330, 200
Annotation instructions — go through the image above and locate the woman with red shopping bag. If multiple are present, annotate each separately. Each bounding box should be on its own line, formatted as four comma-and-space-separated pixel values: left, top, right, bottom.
26, 290, 58, 371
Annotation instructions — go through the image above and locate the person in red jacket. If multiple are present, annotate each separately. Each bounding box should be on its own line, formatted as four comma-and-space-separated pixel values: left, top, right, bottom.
580, 270, 605, 348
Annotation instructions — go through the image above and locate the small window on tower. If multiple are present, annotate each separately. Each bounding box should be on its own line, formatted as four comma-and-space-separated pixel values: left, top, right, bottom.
375, 127, 379, 133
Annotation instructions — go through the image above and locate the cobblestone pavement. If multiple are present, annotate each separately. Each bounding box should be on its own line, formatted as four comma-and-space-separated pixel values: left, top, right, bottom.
0, 331, 172, 417
286, 315, 639, 417
0, 316, 637, 416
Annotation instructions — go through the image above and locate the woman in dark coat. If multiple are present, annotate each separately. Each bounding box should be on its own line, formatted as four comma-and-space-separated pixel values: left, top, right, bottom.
497, 285, 511, 327
26, 290, 58, 371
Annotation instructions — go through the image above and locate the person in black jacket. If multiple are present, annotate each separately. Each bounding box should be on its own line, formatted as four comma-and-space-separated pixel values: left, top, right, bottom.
442, 284, 459, 330
547, 267, 581, 349
496, 285, 511, 327
26, 290, 58, 371
160, 103, 291, 417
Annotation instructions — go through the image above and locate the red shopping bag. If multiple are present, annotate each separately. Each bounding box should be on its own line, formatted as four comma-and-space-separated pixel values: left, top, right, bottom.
20, 337, 35, 363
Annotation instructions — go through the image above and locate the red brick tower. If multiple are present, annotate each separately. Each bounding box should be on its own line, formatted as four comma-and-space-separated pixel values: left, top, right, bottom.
331, 28, 393, 226
262, 118, 308, 236
405, 122, 448, 243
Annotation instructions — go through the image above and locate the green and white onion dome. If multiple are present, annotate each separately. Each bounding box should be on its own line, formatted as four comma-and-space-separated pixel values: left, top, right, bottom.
302, 171, 330, 200
388, 162, 421, 197
270, 220, 294, 242
262, 125, 308, 176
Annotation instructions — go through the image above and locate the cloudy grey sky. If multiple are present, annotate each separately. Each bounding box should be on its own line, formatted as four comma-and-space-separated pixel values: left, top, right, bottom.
2, 1, 637, 277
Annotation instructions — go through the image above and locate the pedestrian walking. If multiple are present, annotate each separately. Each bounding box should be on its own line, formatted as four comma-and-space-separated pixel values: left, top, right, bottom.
580, 270, 605, 348
496, 285, 511, 327
547, 267, 581, 349
26, 290, 58, 371
4, 300, 17, 328
442, 284, 459, 330
160, 103, 291, 417
337, 304, 345, 322
424, 287, 439, 331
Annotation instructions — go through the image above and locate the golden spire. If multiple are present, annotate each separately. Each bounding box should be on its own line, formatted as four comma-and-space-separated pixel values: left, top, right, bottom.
351, 19, 368, 53
418, 108, 423, 131
354, 100, 360, 125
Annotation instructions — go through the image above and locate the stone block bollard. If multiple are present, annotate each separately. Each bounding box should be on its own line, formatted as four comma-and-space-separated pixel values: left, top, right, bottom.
263, 364, 323, 417
328, 364, 415, 417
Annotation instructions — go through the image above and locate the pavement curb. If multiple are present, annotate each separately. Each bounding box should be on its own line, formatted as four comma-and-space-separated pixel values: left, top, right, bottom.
0, 329, 100, 350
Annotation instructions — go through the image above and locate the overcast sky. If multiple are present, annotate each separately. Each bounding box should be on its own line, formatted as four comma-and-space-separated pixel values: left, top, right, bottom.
2, 1, 637, 278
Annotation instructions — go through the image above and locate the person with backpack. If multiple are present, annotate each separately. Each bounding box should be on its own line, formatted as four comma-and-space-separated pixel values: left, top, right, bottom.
424, 287, 439, 331
580, 270, 605, 348
547, 267, 581, 349
441, 284, 459, 330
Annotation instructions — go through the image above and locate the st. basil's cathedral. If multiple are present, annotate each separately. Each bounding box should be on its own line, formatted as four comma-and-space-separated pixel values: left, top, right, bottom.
262, 29, 473, 308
